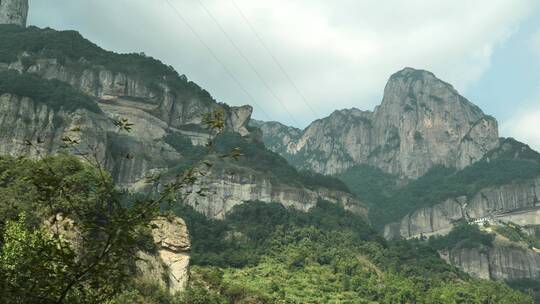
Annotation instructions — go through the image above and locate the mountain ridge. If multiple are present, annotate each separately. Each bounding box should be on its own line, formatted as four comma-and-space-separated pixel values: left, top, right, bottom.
253, 67, 500, 179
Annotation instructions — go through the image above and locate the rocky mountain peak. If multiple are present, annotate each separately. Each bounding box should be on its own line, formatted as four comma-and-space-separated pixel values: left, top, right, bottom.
379, 67, 475, 112
254, 68, 500, 178
0, 0, 28, 27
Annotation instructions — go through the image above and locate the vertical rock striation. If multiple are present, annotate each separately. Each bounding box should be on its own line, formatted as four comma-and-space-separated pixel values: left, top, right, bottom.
440, 243, 540, 281
137, 217, 191, 295
383, 177, 540, 240
0, 0, 28, 27
253, 68, 499, 179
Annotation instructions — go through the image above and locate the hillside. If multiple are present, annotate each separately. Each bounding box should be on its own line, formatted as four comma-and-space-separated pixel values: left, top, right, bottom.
0, 4, 539, 303
0, 24, 366, 219
254, 70, 540, 301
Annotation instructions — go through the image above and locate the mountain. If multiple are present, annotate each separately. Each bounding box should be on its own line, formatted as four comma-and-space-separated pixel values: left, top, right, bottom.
254, 69, 540, 299
0, 6, 538, 302
253, 68, 499, 179
0, 24, 365, 220
381, 138, 540, 287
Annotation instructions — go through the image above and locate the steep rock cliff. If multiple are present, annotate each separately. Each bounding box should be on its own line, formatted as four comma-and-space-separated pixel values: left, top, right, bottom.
253, 68, 499, 178
0, 26, 367, 220
0, 0, 28, 27
0, 93, 108, 159
439, 241, 540, 281
383, 139, 540, 240
383, 177, 540, 239
180, 158, 368, 219
137, 216, 191, 295
6, 57, 252, 135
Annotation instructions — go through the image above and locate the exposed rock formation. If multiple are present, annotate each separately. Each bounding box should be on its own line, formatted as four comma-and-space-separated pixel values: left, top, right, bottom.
7, 57, 252, 134
439, 241, 540, 281
253, 68, 499, 178
0, 0, 28, 27
137, 217, 191, 295
0, 26, 368, 221
43, 213, 191, 295
383, 177, 540, 240
250, 120, 302, 158
181, 159, 368, 219
0, 93, 108, 159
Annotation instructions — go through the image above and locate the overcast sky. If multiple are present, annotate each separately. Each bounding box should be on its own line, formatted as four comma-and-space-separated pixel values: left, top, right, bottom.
28, 0, 540, 151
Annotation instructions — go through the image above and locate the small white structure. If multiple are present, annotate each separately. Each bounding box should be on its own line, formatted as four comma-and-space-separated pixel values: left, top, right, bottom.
469, 217, 494, 226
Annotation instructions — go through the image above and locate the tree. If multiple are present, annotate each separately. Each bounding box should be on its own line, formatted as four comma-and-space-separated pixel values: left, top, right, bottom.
0, 109, 235, 303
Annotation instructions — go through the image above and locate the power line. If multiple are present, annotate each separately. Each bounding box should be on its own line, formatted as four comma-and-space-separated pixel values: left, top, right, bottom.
196, 0, 300, 126
230, 0, 319, 119
164, 0, 271, 121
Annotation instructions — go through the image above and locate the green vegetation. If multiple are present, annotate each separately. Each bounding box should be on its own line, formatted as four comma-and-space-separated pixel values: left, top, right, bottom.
507, 279, 540, 303
0, 24, 216, 103
337, 151, 540, 228
494, 222, 540, 249
0, 154, 534, 303
0, 155, 145, 303
167, 200, 378, 268
212, 132, 351, 193
0, 70, 100, 113
428, 223, 495, 250
161, 201, 531, 303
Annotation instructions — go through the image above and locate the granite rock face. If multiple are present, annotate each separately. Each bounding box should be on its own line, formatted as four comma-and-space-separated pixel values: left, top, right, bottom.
8, 57, 252, 134
383, 177, 540, 240
0, 0, 28, 27
253, 68, 499, 178
0, 26, 368, 220
180, 159, 368, 219
0, 93, 108, 160
137, 217, 191, 295
43, 213, 191, 295
439, 243, 540, 281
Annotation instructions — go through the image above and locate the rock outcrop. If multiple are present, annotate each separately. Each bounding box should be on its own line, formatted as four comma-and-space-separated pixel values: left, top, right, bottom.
44, 213, 191, 295
137, 217, 191, 295
181, 159, 368, 219
0, 93, 108, 159
439, 241, 540, 281
0, 0, 28, 27
383, 177, 540, 240
7, 57, 251, 134
0, 26, 368, 220
253, 68, 499, 178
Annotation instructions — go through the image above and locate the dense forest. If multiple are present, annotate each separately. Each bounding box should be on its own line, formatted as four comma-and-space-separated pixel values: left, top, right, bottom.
0, 155, 533, 303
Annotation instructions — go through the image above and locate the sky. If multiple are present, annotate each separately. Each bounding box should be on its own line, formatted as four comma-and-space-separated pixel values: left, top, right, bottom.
27, 0, 540, 151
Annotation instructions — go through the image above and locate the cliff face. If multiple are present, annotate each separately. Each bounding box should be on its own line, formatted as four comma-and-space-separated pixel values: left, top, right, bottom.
0, 93, 108, 159
6, 57, 252, 134
253, 68, 499, 178
0, 0, 28, 27
439, 243, 540, 281
180, 159, 367, 219
137, 217, 191, 295
0, 26, 367, 220
383, 177, 540, 240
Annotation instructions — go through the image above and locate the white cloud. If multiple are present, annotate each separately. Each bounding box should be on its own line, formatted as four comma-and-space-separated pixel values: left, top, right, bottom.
501, 102, 540, 152
27, 0, 537, 127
